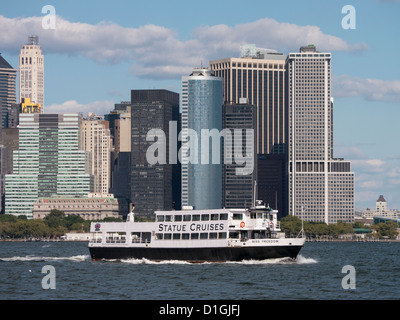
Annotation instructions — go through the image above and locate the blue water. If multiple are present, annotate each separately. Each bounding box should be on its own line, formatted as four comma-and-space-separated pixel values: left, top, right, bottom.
0, 241, 399, 300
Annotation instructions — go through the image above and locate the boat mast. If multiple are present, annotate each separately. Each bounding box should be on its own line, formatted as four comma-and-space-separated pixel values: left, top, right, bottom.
253, 180, 257, 207
298, 205, 305, 238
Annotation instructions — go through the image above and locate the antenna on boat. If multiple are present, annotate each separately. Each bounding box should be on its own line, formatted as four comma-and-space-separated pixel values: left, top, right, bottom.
253, 180, 257, 207
298, 205, 305, 238
127, 203, 135, 223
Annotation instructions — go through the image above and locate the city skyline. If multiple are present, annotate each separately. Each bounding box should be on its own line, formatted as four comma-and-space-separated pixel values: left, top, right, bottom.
0, 0, 399, 209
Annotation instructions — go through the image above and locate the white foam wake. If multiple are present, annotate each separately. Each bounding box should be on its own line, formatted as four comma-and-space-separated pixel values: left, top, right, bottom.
0, 255, 90, 262
120, 258, 194, 265
117, 257, 303, 265
295, 254, 318, 264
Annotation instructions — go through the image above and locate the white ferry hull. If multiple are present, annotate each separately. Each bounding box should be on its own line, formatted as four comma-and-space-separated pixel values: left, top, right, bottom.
89, 241, 304, 262
88, 202, 306, 262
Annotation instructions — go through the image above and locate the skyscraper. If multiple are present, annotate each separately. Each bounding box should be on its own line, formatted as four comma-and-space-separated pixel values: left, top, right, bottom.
181, 68, 223, 210
81, 114, 112, 195
107, 103, 132, 212
286, 45, 354, 224
5, 113, 93, 218
210, 46, 287, 213
19, 36, 44, 110
0, 53, 17, 128
130, 89, 180, 217
222, 100, 256, 209
210, 46, 286, 155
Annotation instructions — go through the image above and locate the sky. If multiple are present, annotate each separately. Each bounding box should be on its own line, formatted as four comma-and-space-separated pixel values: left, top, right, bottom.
1, 0, 399, 210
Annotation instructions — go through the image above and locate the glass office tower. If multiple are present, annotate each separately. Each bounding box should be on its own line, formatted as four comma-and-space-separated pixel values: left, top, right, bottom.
181, 68, 223, 210
5, 113, 93, 218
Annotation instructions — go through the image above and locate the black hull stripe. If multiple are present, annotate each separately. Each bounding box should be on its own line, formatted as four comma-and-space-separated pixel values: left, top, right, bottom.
89, 246, 303, 262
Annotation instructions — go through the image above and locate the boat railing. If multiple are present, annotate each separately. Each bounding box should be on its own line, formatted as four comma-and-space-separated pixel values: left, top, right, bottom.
131, 238, 150, 244
106, 237, 126, 244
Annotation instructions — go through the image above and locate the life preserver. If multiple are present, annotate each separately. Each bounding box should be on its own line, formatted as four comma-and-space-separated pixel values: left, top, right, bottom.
240, 221, 245, 228
270, 222, 274, 228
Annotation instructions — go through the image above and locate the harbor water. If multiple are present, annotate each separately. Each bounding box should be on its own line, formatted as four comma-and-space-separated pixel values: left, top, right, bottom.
0, 240, 399, 300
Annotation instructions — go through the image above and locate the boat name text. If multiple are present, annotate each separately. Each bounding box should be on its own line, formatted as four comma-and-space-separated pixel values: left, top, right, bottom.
158, 223, 225, 232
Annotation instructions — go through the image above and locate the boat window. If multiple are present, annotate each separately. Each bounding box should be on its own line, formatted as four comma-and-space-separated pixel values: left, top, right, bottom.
211, 214, 219, 221
183, 215, 191, 221
201, 214, 209, 221
200, 233, 208, 239
250, 213, 256, 219
105, 232, 126, 243
165, 215, 172, 222
233, 213, 242, 220
157, 215, 164, 222
191, 233, 199, 239
164, 233, 172, 240
131, 232, 141, 243
219, 213, 228, 220
173, 233, 180, 240
174, 215, 182, 222
156, 233, 163, 240
142, 232, 151, 243
229, 232, 239, 239
192, 214, 200, 221
182, 233, 190, 239
209, 232, 218, 239
219, 232, 227, 239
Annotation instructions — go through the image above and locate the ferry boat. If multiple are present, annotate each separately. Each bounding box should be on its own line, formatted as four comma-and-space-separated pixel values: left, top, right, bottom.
88, 200, 305, 262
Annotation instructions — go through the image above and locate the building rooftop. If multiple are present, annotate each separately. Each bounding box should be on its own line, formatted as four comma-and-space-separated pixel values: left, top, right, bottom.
300, 44, 318, 53
0, 54, 14, 69
189, 68, 215, 77
377, 195, 386, 202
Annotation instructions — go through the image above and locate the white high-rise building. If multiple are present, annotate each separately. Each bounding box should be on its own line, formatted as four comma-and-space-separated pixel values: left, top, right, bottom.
287, 45, 355, 224
19, 36, 44, 110
81, 114, 112, 195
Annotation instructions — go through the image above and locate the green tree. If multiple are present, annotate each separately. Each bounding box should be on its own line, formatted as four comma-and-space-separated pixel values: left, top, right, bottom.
373, 221, 398, 239
0, 214, 18, 223
65, 215, 85, 230
280, 215, 303, 237
44, 209, 67, 229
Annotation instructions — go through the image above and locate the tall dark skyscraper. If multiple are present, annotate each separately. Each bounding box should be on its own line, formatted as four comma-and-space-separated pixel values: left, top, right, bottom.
0, 54, 17, 128
222, 100, 256, 209
130, 89, 180, 217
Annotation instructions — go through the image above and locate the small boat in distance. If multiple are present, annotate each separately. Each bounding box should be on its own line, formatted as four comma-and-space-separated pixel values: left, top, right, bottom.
88, 200, 305, 262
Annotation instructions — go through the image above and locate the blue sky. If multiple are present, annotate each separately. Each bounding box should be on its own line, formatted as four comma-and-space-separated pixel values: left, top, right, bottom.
1, 0, 399, 210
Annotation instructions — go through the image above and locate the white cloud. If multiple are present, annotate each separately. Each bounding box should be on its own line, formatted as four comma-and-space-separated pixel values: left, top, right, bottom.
44, 99, 115, 116
351, 158, 400, 209
334, 146, 368, 160
333, 74, 400, 102
0, 15, 367, 79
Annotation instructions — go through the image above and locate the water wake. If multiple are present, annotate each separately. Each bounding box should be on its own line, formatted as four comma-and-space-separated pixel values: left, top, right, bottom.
0, 255, 90, 262
120, 258, 193, 265
116, 256, 313, 265
295, 254, 318, 264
